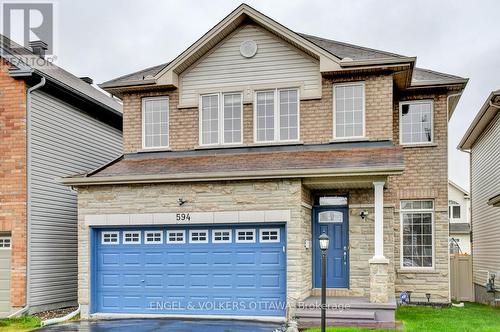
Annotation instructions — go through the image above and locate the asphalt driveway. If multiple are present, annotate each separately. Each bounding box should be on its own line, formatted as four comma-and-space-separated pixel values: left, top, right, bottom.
36, 319, 284, 332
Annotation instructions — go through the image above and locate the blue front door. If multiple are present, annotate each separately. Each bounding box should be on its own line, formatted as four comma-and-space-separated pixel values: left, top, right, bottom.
313, 207, 349, 288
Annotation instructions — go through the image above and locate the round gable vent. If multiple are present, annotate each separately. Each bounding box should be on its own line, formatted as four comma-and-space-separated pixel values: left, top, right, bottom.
240, 40, 258, 58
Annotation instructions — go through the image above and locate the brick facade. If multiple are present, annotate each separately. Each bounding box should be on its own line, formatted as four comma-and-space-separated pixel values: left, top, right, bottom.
84, 68, 452, 314
0, 59, 27, 308
122, 74, 394, 154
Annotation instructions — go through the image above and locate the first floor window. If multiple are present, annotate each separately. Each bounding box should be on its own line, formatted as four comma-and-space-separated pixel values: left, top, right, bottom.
400, 100, 433, 144
123, 231, 141, 244
401, 200, 434, 268
236, 229, 255, 243
0, 236, 11, 249
190, 230, 208, 243
145, 231, 163, 244
102, 232, 119, 244
142, 96, 169, 148
334, 82, 364, 138
200, 93, 242, 145
255, 88, 299, 142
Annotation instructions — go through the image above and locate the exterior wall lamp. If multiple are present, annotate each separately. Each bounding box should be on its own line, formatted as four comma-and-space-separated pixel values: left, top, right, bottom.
319, 232, 330, 332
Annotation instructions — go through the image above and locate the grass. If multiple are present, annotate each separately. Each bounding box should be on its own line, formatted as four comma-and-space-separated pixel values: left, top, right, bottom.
304, 302, 500, 332
0, 316, 41, 332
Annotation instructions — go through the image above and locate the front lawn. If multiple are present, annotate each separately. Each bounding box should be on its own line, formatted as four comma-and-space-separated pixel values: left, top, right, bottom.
304, 302, 500, 332
0, 316, 41, 332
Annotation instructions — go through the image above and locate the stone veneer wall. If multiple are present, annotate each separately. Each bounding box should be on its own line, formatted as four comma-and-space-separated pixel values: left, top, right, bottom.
77, 179, 312, 318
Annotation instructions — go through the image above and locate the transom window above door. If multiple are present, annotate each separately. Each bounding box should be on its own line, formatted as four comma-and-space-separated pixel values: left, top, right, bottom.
200, 93, 243, 146
399, 100, 433, 145
255, 88, 299, 143
142, 96, 169, 149
333, 82, 365, 139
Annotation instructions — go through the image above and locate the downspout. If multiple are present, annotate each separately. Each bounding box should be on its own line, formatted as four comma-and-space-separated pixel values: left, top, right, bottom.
9, 77, 46, 318
446, 91, 462, 304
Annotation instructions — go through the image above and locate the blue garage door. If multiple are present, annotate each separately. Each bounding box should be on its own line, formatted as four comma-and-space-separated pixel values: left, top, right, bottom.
93, 225, 286, 316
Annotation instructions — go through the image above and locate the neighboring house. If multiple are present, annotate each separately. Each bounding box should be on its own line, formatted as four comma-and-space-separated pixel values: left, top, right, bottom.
448, 180, 471, 254
0, 36, 122, 317
459, 89, 500, 306
62, 4, 467, 327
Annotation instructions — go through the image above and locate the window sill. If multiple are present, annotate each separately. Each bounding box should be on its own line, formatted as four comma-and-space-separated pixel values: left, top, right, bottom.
330, 137, 370, 143
138, 147, 172, 153
401, 143, 438, 148
397, 268, 439, 274
194, 141, 304, 150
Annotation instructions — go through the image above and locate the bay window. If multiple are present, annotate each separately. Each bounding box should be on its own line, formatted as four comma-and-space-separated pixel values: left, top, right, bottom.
255, 88, 299, 143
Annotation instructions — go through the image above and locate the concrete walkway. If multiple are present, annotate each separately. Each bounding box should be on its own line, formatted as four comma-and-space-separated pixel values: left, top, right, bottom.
36, 318, 284, 332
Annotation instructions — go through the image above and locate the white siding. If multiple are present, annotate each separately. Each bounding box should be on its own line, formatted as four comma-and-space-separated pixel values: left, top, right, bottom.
179, 24, 320, 107
29, 91, 122, 307
471, 114, 500, 285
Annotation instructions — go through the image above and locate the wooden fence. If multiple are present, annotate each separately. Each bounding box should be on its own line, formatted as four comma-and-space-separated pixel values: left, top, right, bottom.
450, 254, 474, 302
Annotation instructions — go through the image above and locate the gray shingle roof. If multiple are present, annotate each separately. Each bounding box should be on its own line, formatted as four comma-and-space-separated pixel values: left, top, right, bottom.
299, 33, 406, 60
100, 31, 466, 89
0, 34, 122, 114
449, 223, 471, 234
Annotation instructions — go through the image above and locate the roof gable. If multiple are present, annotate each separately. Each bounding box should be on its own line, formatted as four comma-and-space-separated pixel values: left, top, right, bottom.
154, 4, 342, 87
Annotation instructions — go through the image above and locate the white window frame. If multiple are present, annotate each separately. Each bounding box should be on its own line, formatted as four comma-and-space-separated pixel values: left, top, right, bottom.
259, 228, 280, 243
236, 229, 256, 243
166, 230, 186, 244
199, 92, 243, 146
449, 200, 461, 220
189, 230, 209, 244
142, 96, 170, 150
399, 100, 434, 146
399, 200, 435, 270
253, 88, 300, 143
212, 229, 232, 244
0, 236, 11, 249
332, 82, 366, 140
144, 230, 163, 244
123, 231, 141, 244
101, 231, 119, 245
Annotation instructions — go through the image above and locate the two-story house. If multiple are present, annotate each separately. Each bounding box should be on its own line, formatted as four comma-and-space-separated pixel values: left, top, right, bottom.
62, 4, 467, 328
448, 181, 471, 254
0, 36, 122, 316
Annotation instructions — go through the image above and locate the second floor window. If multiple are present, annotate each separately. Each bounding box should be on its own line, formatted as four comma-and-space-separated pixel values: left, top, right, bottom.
449, 200, 461, 219
200, 93, 242, 145
142, 96, 169, 149
333, 82, 365, 139
400, 100, 433, 145
255, 88, 299, 143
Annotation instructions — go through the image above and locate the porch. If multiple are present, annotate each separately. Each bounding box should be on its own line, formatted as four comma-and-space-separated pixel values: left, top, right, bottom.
295, 296, 397, 329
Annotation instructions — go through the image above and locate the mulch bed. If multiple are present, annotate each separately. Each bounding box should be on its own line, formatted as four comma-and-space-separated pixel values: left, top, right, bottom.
33, 306, 78, 321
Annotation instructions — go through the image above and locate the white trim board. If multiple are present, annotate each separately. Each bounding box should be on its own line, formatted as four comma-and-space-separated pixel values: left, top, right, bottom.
85, 210, 291, 226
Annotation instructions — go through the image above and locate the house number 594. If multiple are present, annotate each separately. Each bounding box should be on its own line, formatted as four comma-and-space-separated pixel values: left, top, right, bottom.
176, 213, 191, 221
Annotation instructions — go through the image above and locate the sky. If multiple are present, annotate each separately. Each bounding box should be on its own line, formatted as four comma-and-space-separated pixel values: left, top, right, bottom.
47, 0, 500, 190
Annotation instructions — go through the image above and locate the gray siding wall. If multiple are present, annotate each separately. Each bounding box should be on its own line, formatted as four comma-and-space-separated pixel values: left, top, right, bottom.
471, 113, 500, 285
29, 91, 122, 308
179, 23, 321, 107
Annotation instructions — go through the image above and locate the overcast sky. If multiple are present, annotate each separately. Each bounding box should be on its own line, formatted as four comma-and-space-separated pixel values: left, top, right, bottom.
50, 0, 500, 190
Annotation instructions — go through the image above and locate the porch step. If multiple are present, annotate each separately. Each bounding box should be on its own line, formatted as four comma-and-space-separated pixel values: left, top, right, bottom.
295, 296, 396, 329
311, 288, 351, 297
295, 308, 376, 320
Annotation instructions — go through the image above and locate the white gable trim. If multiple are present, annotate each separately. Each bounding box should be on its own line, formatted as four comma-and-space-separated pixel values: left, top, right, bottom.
154, 4, 341, 87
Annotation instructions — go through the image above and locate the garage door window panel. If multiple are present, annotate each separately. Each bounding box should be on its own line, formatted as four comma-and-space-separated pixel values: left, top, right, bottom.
123, 231, 141, 244
236, 229, 256, 243
144, 231, 163, 244
101, 231, 119, 245
260, 228, 280, 243
190, 230, 209, 243
167, 230, 185, 244
212, 229, 232, 243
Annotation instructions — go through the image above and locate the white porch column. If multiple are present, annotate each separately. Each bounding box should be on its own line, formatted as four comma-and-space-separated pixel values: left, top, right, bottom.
372, 181, 385, 260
